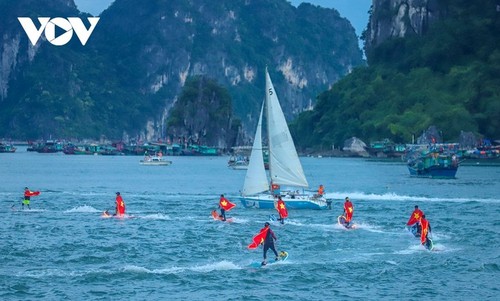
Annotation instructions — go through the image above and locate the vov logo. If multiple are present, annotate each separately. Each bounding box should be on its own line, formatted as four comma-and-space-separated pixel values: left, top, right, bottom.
18, 17, 100, 46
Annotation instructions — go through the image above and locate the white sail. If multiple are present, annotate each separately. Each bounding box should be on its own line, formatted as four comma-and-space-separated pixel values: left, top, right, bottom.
242, 103, 269, 196
265, 69, 309, 188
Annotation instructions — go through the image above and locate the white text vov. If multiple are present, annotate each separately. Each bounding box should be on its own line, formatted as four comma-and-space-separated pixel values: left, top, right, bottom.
18, 17, 100, 46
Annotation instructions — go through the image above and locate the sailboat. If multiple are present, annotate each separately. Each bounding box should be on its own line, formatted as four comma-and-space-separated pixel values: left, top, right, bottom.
240, 68, 328, 210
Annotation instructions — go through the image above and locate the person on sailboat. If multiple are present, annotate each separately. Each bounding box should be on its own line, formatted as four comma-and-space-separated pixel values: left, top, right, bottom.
317, 185, 324, 196
23, 187, 40, 210
420, 214, 432, 248
261, 222, 279, 265
115, 192, 126, 216
343, 197, 354, 226
315, 184, 331, 208
275, 196, 288, 224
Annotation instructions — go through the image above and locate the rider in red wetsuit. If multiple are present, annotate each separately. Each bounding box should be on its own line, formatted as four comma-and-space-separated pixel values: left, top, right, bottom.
275, 196, 288, 224
343, 197, 354, 225
115, 192, 126, 216
420, 214, 432, 246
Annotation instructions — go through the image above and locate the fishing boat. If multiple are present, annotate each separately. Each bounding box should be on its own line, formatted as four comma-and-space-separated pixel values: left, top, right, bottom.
240, 68, 327, 210
140, 155, 172, 166
366, 138, 406, 158
406, 146, 459, 178
0, 142, 16, 153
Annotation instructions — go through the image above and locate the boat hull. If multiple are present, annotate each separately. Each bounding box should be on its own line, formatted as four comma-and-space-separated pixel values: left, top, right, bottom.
229, 165, 248, 170
240, 194, 328, 210
408, 165, 457, 178
140, 160, 172, 166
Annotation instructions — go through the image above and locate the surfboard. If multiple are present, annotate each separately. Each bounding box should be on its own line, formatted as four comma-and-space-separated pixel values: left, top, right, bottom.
101, 211, 133, 219
424, 237, 434, 251
338, 215, 355, 229
249, 251, 288, 268
211, 210, 233, 222
269, 214, 285, 224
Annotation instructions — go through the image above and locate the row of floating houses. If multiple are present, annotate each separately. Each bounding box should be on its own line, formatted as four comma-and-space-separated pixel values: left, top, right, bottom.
0, 140, 220, 156
0, 138, 499, 160
1, 138, 499, 179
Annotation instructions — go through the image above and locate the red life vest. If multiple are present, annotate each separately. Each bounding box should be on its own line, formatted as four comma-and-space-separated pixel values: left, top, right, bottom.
116, 195, 126, 215
420, 217, 430, 244
344, 201, 354, 222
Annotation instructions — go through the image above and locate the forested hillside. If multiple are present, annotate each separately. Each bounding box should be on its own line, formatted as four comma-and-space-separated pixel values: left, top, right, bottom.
291, 0, 500, 150
0, 0, 363, 144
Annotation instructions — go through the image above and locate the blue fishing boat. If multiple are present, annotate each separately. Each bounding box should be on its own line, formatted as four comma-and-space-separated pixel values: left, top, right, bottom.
407, 147, 459, 178
240, 69, 327, 210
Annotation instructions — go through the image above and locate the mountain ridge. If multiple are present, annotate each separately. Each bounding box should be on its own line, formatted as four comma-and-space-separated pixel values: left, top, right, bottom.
0, 0, 363, 146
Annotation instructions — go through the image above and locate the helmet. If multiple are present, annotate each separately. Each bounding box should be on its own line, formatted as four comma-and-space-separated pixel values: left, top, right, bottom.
116, 192, 120, 195
264, 222, 270, 227
345, 197, 349, 201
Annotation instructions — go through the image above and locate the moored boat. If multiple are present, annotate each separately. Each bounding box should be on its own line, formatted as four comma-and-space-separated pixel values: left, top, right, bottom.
228, 155, 249, 170
140, 155, 172, 166
367, 138, 406, 158
0, 142, 16, 153
406, 146, 460, 178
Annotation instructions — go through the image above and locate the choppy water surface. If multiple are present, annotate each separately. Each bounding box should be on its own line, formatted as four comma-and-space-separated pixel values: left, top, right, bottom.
1, 148, 499, 300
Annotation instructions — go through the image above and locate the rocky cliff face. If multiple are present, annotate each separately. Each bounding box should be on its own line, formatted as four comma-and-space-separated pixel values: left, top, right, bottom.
0, 0, 79, 100
0, 0, 364, 144
365, 0, 445, 52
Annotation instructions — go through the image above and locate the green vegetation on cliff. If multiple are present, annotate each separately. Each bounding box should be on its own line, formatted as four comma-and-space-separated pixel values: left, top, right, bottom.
291, 0, 500, 150
0, 0, 362, 142
167, 76, 241, 147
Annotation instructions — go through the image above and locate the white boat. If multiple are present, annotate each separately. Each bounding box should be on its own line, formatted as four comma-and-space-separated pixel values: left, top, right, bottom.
240, 68, 327, 210
228, 155, 249, 170
139, 155, 172, 166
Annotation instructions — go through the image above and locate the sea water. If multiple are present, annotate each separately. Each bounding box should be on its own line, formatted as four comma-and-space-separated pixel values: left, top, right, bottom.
0, 148, 499, 300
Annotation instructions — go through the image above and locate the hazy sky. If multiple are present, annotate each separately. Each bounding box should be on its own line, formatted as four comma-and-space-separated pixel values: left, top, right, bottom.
75, 0, 371, 38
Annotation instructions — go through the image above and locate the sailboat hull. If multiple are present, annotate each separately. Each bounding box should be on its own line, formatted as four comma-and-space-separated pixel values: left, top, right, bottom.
240, 194, 328, 210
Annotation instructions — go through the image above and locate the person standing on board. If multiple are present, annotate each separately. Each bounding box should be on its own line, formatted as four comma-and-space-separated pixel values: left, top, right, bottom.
407, 205, 424, 235
115, 192, 126, 216
218, 194, 230, 221
275, 196, 288, 224
343, 197, 354, 226
420, 214, 432, 247
261, 222, 279, 265
23, 187, 40, 210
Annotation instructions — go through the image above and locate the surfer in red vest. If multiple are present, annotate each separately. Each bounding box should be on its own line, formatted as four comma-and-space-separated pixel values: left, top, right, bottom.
343, 197, 354, 226
23, 187, 40, 210
420, 214, 432, 246
115, 192, 126, 216
219, 194, 229, 221
275, 196, 288, 224
407, 205, 424, 235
